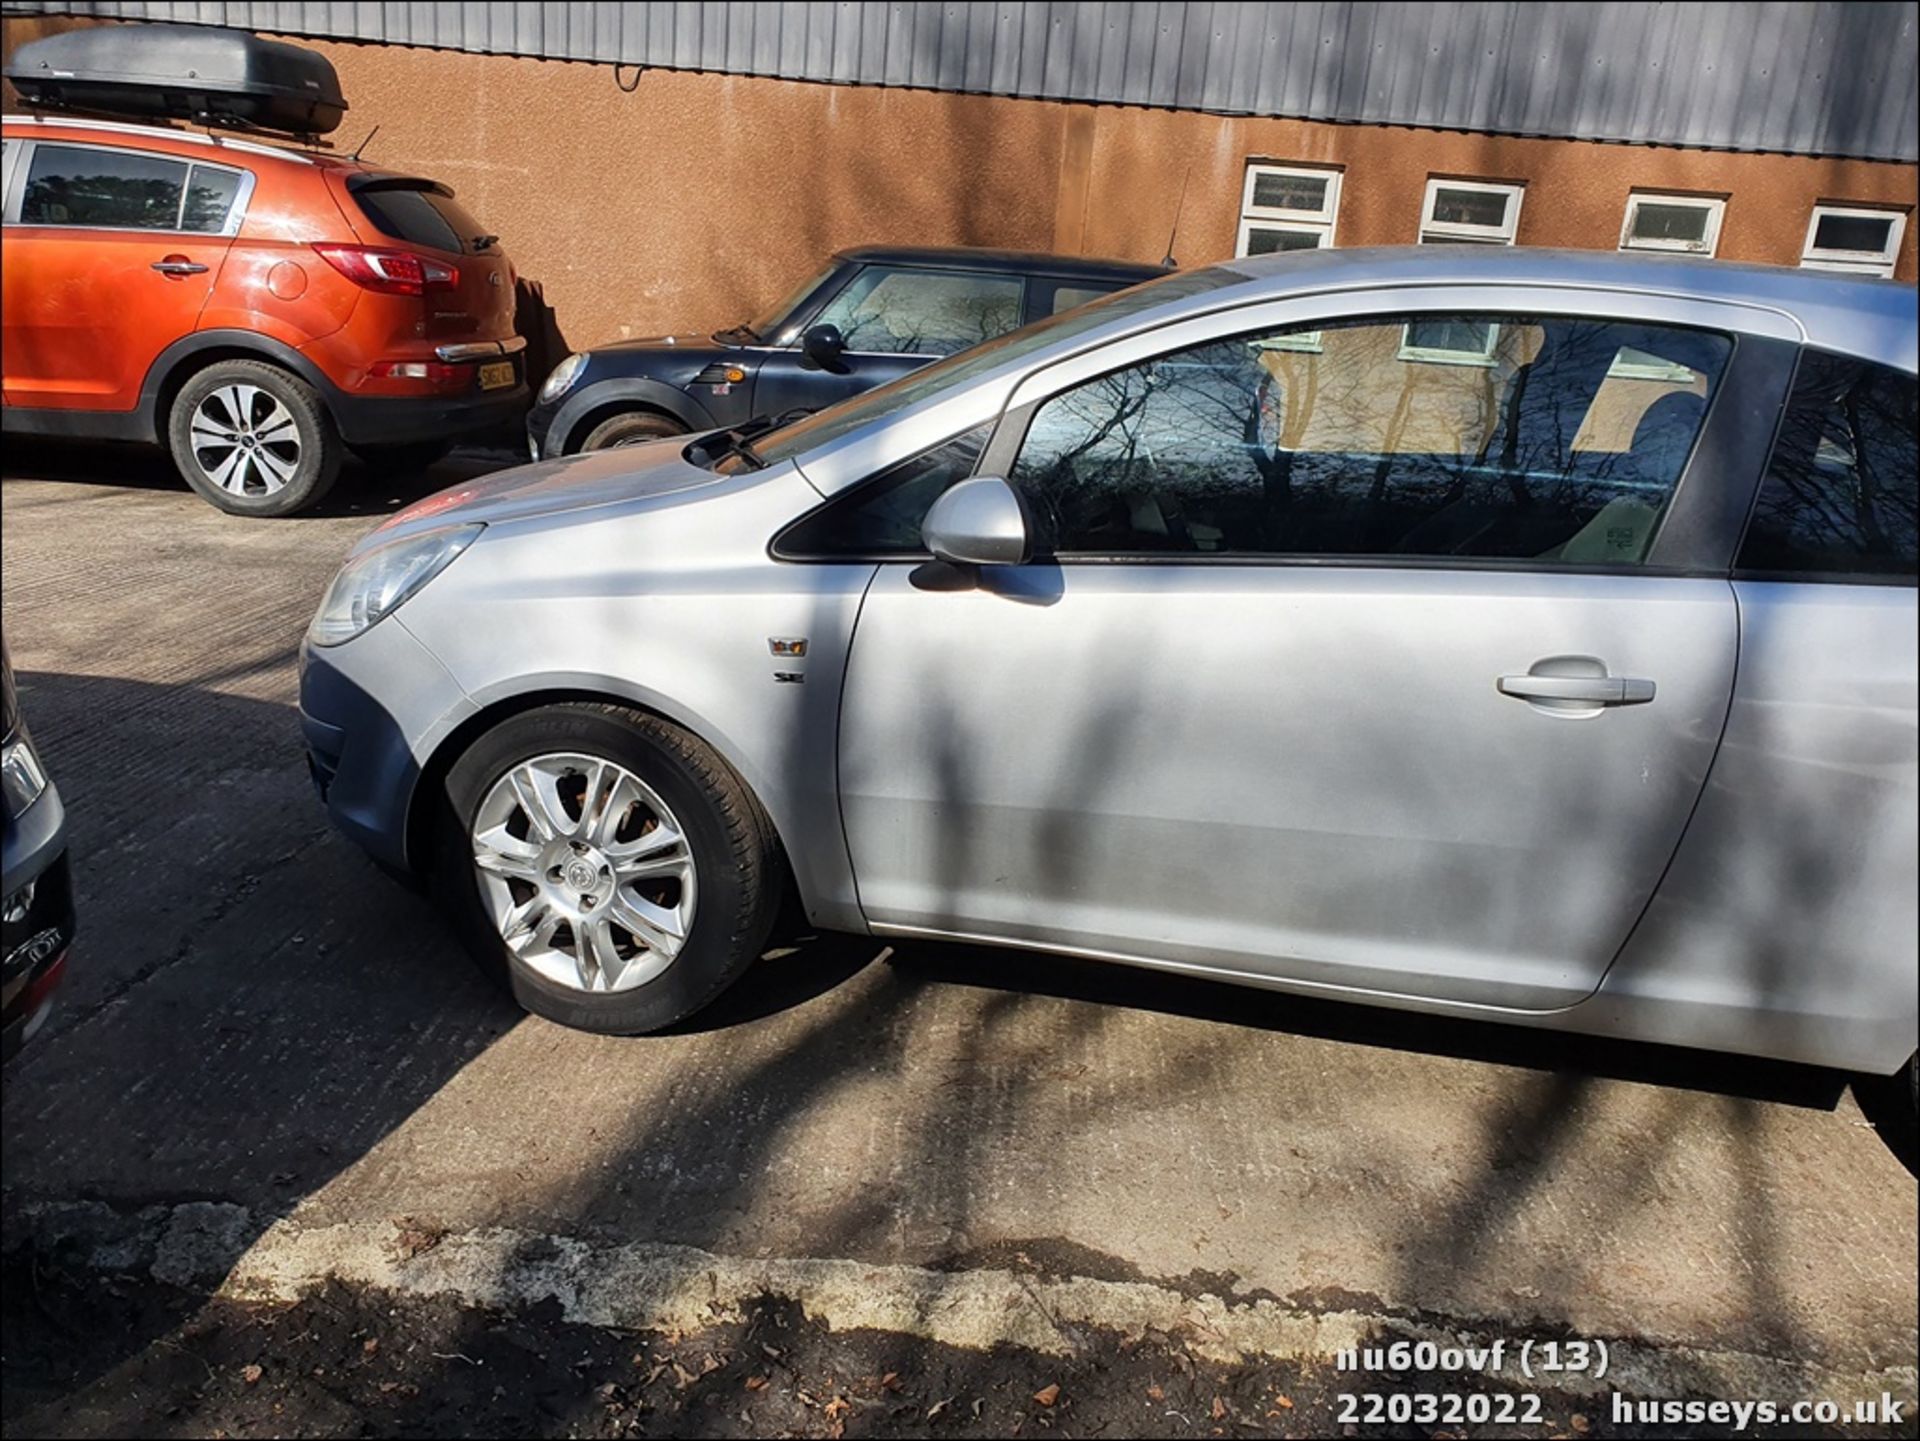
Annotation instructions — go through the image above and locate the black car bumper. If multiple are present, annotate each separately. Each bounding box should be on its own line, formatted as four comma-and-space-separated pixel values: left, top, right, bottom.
333, 379, 531, 449
298, 641, 423, 878
3, 835, 74, 1063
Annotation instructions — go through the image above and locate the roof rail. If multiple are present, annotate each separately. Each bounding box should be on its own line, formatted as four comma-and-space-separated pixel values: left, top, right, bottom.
5, 113, 318, 165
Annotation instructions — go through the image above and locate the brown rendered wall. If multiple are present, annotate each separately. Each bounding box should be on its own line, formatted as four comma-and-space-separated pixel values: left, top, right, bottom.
4, 15, 1916, 359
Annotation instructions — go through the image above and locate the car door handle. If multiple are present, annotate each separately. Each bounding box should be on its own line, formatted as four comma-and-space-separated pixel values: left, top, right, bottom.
151, 259, 209, 276
1498, 674, 1656, 704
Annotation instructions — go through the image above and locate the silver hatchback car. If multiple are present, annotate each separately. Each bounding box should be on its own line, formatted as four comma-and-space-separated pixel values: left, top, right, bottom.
301, 247, 1918, 1104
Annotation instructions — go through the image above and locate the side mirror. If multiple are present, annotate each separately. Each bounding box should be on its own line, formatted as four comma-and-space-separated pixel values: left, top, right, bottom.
921, 476, 1032, 567
801, 323, 846, 369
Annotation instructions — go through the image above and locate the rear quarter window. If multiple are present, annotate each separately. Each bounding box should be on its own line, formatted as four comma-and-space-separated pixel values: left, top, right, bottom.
1737, 351, 1918, 584
351, 181, 487, 254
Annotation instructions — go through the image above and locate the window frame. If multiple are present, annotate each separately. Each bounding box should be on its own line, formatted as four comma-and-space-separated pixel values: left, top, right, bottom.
1798, 205, 1907, 277
1417, 178, 1525, 245
804, 263, 1032, 360
1618, 192, 1726, 256
2, 139, 254, 237
1236, 162, 1342, 261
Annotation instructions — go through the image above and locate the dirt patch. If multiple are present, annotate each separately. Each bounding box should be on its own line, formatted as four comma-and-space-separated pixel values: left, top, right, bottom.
6, 1256, 1910, 1439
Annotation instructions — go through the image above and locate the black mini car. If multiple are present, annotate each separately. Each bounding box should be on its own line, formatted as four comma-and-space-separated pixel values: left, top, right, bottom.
526, 245, 1164, 457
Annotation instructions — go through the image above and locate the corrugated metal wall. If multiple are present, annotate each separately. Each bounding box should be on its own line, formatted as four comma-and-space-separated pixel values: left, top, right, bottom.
6, 0, 1916, 162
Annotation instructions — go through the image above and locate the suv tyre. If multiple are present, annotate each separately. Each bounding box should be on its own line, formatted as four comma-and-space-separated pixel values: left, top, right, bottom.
168, 359, 342, 517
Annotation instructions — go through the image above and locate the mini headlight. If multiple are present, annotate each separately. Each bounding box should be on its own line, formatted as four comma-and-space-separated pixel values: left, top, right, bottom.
539, 352, 587, 404
1, 733, 48, 818
308, 523, 482, 648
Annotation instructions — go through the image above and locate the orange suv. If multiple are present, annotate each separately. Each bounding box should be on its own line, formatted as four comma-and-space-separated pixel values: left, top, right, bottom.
1, 113, 526, 516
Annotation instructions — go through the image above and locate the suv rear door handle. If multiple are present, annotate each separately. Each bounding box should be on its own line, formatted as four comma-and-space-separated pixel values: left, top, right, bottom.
151, 258, 209, 277
1498, 674, 1656, 705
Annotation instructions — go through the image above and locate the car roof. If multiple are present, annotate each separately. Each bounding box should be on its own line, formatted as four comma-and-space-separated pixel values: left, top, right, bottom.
831, 244, 1166, 282
1212, 245, 1917, 370
1, 113, 370, 173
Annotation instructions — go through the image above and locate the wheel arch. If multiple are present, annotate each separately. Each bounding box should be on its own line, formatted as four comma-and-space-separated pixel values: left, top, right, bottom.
548, 378, 712, 455
407, 680, 797, 904
141, 330, 341, 443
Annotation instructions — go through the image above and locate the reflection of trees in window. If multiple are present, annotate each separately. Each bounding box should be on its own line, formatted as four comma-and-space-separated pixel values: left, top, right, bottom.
820, 270, 1023, 356
1739, 355, 1917, 579
21, 147, 188, 229
1012, 315, 1730, 562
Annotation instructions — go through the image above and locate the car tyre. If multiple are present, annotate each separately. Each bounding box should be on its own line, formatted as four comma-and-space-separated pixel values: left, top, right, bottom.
167, 359, 342, 517
579, 411, 685, 452
434, 703, 783, 1034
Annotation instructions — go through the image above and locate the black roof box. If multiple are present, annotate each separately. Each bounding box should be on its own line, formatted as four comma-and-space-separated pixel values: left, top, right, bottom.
4, 24, 347, 138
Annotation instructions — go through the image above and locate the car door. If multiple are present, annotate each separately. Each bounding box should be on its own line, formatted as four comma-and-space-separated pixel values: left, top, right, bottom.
1, 140, 245, 412
751, 264, 1026, 420
835, 289, 1789, 1012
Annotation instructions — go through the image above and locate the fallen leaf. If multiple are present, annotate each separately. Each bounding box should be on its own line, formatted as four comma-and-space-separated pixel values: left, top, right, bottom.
1147, 1384, 1165, 1401
1211, 1395, 1228, 1420
240, 1364, 263, 1385
824, 1396, 852, 1420
700, 1353, 723, 1375
1274, 1394, 1294, 1409
926, 1398, 951, 1419
744, 1376, 768, 1392
361, 1338, 379, 1357
1033, 1383, 1061, 1407
671, 1362, 698, 1389
880, 1371, 901, 1391
1572, 1417, 1592, 1435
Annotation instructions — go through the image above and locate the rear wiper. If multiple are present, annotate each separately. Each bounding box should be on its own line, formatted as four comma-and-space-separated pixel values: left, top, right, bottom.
471, 234, 500, 252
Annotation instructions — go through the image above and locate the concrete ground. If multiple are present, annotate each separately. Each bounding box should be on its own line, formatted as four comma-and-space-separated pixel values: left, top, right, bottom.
2, 443, 1916, 1432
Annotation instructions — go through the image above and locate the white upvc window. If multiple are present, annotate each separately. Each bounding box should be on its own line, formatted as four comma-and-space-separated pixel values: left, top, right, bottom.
1619, 193, 1725, 256
1236, 163, 1341, 257
1799, 205, 1906, 277
1404, 179, 1521, 362
1237, 164, 1340, 351
1418, 178, 1524, 245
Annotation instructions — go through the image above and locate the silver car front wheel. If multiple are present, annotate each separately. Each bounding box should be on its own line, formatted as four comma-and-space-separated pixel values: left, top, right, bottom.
470, 752, 698, 994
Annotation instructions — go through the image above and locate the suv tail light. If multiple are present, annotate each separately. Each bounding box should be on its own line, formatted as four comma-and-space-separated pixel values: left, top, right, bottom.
313, 244, 459, 296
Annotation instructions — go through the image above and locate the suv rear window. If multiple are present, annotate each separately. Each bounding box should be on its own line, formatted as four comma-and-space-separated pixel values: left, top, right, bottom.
1737, 351, 1918, 583
350, 180, 487, 255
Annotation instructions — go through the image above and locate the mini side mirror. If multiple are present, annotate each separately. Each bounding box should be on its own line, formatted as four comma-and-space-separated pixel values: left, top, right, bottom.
801, 323, 846, 369
921, 476, 1033, 567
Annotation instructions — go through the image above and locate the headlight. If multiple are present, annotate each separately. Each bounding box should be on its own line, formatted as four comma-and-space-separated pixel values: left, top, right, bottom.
308, 523, 482, 648
539, 352, 587, 404
1, 732, 47, 818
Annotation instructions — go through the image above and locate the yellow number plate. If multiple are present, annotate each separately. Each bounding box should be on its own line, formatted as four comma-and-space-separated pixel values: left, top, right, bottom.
478, 361, 515, 390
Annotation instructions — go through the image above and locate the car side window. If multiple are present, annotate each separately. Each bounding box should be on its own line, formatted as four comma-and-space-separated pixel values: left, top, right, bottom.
810, 267, 1026, 357
776, 426, 992, 557
1046, 283, 1118, 316
1008, 314, 1732, 563
181, 165, 245, 233
20, 143, 190, 230
1736, 352, 1917, 584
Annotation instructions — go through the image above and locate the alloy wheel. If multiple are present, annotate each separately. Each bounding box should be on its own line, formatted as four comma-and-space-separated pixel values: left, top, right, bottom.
189, 384, 302, 497
469, 752, 698, 993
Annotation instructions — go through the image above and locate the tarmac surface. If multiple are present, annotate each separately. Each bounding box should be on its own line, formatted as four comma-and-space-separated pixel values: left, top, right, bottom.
2, 442, 1915, 1435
